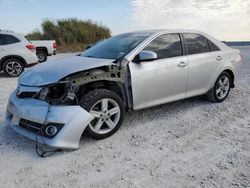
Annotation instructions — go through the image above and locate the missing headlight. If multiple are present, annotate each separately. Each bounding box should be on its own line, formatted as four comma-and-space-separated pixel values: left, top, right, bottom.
48, 83, 67, 99
38, 87, 49, 100
37, 82, 79, 105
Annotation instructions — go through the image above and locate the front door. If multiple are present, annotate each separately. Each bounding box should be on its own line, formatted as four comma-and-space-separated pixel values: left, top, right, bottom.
129, 33, 189, 110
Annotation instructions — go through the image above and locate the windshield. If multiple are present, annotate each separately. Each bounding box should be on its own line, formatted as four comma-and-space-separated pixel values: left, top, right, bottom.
80, 33, 151, 59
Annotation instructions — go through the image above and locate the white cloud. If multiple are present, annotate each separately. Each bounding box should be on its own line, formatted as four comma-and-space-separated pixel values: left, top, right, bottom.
129, 0, 250, 40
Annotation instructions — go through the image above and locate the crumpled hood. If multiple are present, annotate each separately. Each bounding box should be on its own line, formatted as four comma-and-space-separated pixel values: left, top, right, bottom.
18, 56, 115, 86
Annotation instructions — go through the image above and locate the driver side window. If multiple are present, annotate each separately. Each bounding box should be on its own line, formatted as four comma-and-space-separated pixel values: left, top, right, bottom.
143, 33, 182, 59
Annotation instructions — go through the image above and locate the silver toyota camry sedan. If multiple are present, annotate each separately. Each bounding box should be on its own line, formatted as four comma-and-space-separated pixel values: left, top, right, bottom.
6, 30, 242, 149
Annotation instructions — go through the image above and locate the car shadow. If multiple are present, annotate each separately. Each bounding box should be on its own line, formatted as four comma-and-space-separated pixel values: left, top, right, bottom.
123, 96, 209, 127
0, 72, 8, 78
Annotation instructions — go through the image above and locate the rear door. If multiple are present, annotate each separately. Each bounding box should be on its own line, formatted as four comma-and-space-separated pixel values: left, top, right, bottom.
183, 33, 224, 97
0, 34, 9, 59
129, 33, 189, 110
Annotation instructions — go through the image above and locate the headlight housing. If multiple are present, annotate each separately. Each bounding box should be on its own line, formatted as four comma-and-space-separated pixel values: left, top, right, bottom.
38, 87, 49, 100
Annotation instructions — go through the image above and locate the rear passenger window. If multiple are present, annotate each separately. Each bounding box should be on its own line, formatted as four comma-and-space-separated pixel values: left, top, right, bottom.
0, 35, 3, 45
143, 33, 182, 59
208, 40, 220, 51
183, 33, 209, 55
0, 34, 20, 45
1, 34, 20, 45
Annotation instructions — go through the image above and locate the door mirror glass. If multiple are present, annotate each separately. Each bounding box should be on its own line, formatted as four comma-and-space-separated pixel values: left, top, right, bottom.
136, 50, 157, 63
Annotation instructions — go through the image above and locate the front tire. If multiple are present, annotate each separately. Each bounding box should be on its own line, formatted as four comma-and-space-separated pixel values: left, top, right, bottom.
206, 72, 231, 103
3, 58, 24, 77
80, 89, 125, 139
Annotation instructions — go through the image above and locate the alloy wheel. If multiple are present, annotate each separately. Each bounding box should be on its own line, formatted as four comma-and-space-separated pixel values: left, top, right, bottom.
5, 61, 23, 77
89, 98, 121, 134
216, 76, 230, 99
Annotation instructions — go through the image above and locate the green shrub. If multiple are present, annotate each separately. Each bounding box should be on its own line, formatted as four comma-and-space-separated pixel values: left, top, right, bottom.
26, 18, 111, 52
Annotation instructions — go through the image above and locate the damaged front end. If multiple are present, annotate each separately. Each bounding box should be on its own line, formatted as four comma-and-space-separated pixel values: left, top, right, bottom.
34, 64, 126, 106
6, 87, 93, 149
6, 63, 127, 149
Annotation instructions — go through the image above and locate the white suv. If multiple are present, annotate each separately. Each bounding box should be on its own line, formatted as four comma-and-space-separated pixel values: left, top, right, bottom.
0, 30, 38, 77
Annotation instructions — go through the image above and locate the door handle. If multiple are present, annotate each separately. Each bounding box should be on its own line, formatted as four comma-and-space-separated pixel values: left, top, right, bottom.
178, 61, 187, 68
216, 56, 223, 61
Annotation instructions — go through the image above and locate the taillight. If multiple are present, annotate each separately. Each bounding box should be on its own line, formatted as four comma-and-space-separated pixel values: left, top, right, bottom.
53, 42, 56, 49
26, 44, 36, 52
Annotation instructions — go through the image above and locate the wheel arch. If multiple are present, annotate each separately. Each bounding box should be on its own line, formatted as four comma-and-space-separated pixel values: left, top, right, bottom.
36, 47, 48, 55
223, 69, 235, 88
78, 80, 128, 108
0, 55, 27, 70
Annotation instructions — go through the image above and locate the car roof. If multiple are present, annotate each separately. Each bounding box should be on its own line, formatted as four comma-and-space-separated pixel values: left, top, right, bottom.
122, 29, 205, 35
123, 29, 229, 49
0, 30, 25, 37
0, 30, 27, 42
0, 29, 15, 34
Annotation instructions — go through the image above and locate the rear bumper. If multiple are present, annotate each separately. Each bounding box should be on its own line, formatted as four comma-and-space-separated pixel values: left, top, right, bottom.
5, 90, 93, 149
48, 50, 56, 56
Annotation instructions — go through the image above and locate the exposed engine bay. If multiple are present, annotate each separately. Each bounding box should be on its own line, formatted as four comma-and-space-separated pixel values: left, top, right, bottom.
20, 64, 128, 106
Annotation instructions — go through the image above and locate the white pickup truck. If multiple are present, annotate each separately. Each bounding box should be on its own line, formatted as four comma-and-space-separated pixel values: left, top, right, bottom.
31, 40, 56, 62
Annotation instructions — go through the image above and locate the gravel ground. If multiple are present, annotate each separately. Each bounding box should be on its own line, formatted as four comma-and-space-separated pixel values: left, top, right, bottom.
0, 48, 250, 188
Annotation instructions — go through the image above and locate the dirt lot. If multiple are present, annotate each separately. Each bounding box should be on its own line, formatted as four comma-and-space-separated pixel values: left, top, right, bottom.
0, 48, 250, 188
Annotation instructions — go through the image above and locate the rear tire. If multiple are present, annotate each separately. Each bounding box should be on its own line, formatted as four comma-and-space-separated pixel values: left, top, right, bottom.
37, 50, 47, 62
3, 58, 24, 77
80, 89, 125, 139
206, 72, 231, 103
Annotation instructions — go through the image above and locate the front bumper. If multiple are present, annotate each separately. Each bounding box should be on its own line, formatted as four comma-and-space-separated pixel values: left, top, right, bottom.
5, 90, 93, 149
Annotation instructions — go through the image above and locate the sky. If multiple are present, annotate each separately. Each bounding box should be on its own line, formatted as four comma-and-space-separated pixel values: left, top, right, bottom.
0, 0, 249, 41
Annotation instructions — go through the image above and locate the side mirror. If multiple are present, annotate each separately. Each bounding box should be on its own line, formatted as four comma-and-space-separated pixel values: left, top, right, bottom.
135, 51, 157, 63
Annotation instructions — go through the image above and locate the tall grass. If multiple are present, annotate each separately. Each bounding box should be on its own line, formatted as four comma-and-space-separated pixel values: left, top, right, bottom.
26, 18, 111, 52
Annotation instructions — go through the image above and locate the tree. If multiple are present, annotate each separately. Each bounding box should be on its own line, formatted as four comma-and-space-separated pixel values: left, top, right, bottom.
26, 18, 111, 52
